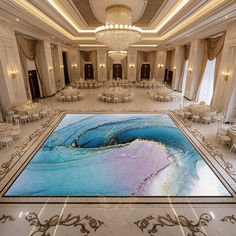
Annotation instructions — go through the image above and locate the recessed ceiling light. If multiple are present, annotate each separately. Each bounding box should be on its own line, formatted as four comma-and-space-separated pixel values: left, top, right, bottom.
16, 18, 19, 21
225, 15, 228, 19
52, 36, 55, 39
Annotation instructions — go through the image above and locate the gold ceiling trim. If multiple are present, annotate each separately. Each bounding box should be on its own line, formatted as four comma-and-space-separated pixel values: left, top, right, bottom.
11, 0, 227, 42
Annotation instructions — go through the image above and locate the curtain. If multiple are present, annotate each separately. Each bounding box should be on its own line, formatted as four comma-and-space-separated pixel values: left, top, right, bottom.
184, 45, 190, 61
89, 51, 97, 80
197, 59, 216, 105
107, 56, 113, 80
17, 44, 31, 99
196, 34, 225, 99
80, 53, 85, 79
121, 57, 127, 80
147, 51, 156, 79
181, 60, 189, 95
16, 34, 46, 97
136, 51, 143, 81
177, 46, 186, 91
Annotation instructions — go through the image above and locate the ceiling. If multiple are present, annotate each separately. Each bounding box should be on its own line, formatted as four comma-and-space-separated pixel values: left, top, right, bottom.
0, 0, 236, 48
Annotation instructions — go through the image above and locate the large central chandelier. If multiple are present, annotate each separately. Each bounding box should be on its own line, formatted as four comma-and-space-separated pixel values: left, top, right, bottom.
95, 5, 142, 52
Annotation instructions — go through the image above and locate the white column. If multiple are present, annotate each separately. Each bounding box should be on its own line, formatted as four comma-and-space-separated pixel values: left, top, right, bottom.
0, 19, 27, 114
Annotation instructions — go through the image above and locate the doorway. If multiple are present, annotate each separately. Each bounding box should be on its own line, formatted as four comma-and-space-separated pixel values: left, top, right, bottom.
140, 64, 150, 80
84, 63, 94, 80
28, 70, 41, 100
62, 51, 70, 84
113, 64, 122, 79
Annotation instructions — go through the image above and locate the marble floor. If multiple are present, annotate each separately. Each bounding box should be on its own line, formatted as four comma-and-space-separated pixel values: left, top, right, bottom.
0, 88, 236, 236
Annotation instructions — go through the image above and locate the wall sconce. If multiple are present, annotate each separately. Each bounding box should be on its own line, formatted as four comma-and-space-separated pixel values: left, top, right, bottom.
222, 72, 230, 81
9, 70, 18, 79
173, 66, 176, 70
48, 66, 53, 72
158, 64, 164, 68
72, 64, 77, 68
129, 64, 135, 68
60, 65, 64, 70
188, 67, 192, 73
99, 64, 105, 68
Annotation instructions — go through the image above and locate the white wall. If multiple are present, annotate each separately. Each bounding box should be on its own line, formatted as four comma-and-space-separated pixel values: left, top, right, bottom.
127, 48, 137, 82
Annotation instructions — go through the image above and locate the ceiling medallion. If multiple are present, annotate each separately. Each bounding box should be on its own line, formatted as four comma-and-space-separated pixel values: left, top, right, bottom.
96, 5, 142, 61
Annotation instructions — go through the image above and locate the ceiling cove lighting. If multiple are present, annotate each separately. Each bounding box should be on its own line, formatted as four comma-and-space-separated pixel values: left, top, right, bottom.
95, 5, 142, 51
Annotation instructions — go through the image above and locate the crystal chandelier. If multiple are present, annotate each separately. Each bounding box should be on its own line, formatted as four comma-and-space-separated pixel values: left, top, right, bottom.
108, 51, 127, 63
95, 5, 142, 51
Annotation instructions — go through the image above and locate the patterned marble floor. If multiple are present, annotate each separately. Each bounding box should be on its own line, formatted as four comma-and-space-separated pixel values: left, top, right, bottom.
0, 88, 236, 236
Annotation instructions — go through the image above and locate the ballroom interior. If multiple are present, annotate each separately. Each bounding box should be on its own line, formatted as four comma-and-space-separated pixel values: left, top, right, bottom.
0, 0, 236, 236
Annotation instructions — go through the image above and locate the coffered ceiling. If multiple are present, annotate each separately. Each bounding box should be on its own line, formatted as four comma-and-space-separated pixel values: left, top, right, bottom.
0, 0, 236, 48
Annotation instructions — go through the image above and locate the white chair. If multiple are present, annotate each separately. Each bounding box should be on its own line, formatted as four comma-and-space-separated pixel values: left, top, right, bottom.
0, 135, 13, 149
106, 97, 112, 103
31, 112, 40, 121
39, 109, 48, 118
11, 128, 20, 140
19, 112, 29, 124
202, 113, 212, 124
219, 135, 231, 148
230, 142, 236, 152
66, 95, 72, 102
72, 95, 78, 101
123, 97, 129, 103
192, 110, 201, 123
59, 95, 65, 102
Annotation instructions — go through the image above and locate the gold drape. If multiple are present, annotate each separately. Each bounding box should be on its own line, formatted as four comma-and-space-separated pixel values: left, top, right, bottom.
184, 44, 190, 61
16, 34, 46, 97
107, 56, 113, 80
196, 34, 225, 100
121, 57, 127, 79
178, 45, 187, 91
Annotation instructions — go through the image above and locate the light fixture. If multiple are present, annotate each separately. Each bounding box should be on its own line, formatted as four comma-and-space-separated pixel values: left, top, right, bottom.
173, 66, 176, 70
188, 67, 192, 72
72, 64, 77, 68
48, 66, 53, 72
108, 51, 127, 63
9, 70, 18, 79
16, 18, 19, 22
129, 64, 135, 68
60, 65, 64, 69
158, 64, 164, 68
99, 64, 105, 68
222, 72, 230, 81
95, 5, 142, 51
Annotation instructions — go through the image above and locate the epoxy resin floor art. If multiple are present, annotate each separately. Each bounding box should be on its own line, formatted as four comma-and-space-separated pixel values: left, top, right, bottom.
5, 114, 230, 197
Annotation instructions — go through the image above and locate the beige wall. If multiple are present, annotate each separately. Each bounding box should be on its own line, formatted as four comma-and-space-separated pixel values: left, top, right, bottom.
67, 48, 80, 82
127, 48, 137, 82
97, 49, 107, 81
156, 50, 167, 81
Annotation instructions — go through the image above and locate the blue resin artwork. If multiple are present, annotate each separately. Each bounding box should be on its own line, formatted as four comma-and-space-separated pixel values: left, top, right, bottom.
5, 114, 230, 197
